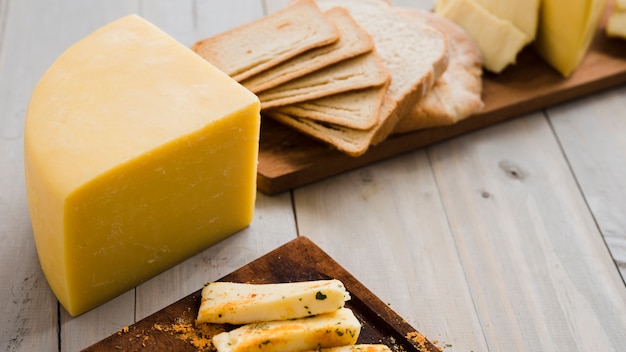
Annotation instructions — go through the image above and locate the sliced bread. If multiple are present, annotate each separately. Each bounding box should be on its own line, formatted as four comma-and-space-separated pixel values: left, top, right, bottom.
266, 95, 400, 157
268, 85, 386, 130
393, 8, 484, 133
191, 0, 339, 82
241, 7, 375, 94
316, 0, 449, 121
257, 51, 390, 110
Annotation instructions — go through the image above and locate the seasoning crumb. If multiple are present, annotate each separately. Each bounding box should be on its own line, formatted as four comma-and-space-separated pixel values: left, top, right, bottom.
149, 320, 228, 351
405, 331, 443, 352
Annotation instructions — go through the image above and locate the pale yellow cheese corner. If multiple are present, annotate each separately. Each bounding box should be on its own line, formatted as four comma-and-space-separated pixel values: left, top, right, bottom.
535, 0, 608, 76
435, 0, 541, 43
472, 0, 541, 43
607, 0, 626, 38
24, 15, 260, 316
436, 0, 528, 73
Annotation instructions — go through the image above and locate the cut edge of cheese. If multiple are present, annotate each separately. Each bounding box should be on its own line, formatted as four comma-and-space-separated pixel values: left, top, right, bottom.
24, 14, 260, 316
197, 279, 351, 324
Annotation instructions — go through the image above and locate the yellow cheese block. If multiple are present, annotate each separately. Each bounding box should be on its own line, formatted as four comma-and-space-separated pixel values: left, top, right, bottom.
24, 15, 260, 316
211, 308, 361, 352
435, 0, 540, 42
535, 0, 608, 76
197, 280, 351, 324
436, 0, 528, 73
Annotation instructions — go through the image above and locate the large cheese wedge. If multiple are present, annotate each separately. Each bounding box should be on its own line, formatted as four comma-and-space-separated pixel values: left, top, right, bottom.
211, 308, 361, 352
197, 279, 351, 324
436, 0, 528, 73
24, 15, 260, 316
534, 0, 608, 76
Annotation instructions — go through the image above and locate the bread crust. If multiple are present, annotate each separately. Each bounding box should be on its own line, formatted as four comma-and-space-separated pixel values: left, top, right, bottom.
258, 52, 390, 110
191, 0, 340, 81
393, 8, 484, 133
241, 7, 375, 93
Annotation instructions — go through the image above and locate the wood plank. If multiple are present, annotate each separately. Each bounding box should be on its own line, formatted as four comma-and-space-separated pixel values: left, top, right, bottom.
40, 2, 145, 351
292, 151, 488, 352
256, 7, 626, 195
429, 113, 626, 351
82, 236, 440, 352
548, 86, 626, 280
0, 0, 140, 350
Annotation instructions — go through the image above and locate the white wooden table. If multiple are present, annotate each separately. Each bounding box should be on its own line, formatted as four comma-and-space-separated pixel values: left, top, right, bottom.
2, 0, 626, 351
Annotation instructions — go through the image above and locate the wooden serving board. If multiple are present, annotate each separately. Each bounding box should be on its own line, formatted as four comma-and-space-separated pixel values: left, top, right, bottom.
82, 236, 440, 352
257, 15, 626, 195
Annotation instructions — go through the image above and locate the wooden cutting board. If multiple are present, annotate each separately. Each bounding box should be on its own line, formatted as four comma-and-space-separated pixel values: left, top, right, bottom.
82, 236, 440, 352
257, 11, 626, 195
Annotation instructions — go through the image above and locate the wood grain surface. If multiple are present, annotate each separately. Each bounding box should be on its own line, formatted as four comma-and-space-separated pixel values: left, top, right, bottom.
257, 15, 626, 195
3, 1, 626, 352
81, 237, 439, 352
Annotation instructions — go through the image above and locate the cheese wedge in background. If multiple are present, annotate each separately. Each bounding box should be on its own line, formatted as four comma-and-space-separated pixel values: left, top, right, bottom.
436, 0, 528, 73
197, 280, 351, 324
435, 0, 540, 43
24, 15, 260, 316
535, 0, 608, 76
607, 0, 626, 38
211, 308, 361, 352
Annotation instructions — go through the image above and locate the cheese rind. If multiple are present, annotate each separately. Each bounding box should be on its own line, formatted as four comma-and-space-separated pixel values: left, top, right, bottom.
211, 308, 361, 352
534, 0, 608, 76
24, 15, 260, 316
197, 279, 351, 324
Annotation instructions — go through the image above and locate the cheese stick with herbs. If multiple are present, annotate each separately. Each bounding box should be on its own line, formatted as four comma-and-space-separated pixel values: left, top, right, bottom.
197, 279, 350, 324
212, 307, 361, 352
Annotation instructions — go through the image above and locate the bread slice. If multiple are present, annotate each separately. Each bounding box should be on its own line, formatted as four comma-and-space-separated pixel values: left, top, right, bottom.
191, 0, 339, 82
258, 51, 390, 110
316, 0, 449, 121
241, 7, 375, 94
269, 85, 386, 130
393, 8, 484, 133
266, 0, 449, 156
266, 95, 400, 157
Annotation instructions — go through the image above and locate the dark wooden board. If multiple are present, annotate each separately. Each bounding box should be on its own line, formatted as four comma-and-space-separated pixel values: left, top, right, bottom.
82, 236, 440, 352
257, 12, 626, 195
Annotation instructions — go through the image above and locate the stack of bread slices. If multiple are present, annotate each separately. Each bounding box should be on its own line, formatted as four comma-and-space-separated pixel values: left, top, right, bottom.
192, 0, 484, 157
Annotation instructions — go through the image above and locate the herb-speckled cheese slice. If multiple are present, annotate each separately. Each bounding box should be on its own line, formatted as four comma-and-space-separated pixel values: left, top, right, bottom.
305, 344, 392, 352
197, 279, 350, 324
24, 15, 260, 316
211, 307, 361, 352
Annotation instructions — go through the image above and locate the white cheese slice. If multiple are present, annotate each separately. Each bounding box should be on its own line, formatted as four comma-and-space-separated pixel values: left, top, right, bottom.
211, 307, 361, 352
305, 344, 392, 352
197, 279, 350, 324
